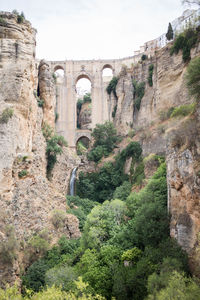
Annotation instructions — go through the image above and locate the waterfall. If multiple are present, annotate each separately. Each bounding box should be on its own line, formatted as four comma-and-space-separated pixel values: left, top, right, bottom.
70, 167, 77, 196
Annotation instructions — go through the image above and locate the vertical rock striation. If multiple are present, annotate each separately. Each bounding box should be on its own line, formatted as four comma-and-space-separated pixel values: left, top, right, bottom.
0, 12, 80, 286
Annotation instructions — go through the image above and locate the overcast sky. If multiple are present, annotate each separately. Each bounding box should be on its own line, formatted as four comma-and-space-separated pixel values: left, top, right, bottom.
0, 0, 194, 60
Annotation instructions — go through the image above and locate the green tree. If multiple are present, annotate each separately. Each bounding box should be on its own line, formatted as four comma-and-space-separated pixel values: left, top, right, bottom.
113, 181, 132, 201
185, 57, 200, 101
45, 265, 77, 291
92, 121, 119, 153
146, 271, 200, 300
76, 245, 122, 299
166, 23, 174, 40
81, 199, 126, 250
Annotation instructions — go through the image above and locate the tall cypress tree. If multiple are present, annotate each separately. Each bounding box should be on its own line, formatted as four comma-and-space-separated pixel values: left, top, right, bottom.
166, 23, 174, 40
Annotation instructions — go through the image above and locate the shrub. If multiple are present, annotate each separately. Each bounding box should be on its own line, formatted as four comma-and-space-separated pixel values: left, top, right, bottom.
159, 107, 175, 121
51, 210, 66, 229
170, 28, 199, 62
77, 141, 87, 156
25, 231, 50, 265
0, 226, 18, 264
18, 170, 28, 178
170, 103, 196, 118
131, 161, 145, 185
42, 123, 67, 177
45, 265, 77, 291
55, 112, 59, 122
132, 80, 145, 110
37, 97, 44, 108
106, 77, 119, 98
83, 93, 92, 103
0, 17, 7, 26
148, 64, 154, 87
141, 54, 147, 61
128, 129, 135, 138
121, 247, 142, 263
17, 12, 25, 24
169, 118, 197, 149
22, 258, 50, 292
112, 104, 117, 118
185, 57, 200, 100
42, 122, 53, 139
0, 108, 14, 124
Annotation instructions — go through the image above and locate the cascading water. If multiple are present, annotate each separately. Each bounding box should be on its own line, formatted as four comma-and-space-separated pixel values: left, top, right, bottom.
70, 167, 77, 196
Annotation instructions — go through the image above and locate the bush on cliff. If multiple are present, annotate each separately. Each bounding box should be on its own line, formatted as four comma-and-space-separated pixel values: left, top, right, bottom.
185, 56, 200, 101
170, 27, 199, 62
0, 108, 14, 124
106, 76, 119, 98
87, 121, 120, 162
42, 123, 67, 178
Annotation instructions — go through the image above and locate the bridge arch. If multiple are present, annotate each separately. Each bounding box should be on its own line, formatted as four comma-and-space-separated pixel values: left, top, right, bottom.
102, 64, 114, 78
76, 134, 91, 155
75, 73, 93, 86
102, 63, 114, 72
54, 65, 65, 72
75, 130, 91, 144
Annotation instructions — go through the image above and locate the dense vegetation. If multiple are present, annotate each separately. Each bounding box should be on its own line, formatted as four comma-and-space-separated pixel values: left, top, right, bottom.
42, 123, 67, 178
185, 56, 200, 100
19, 119, 196, 299
87, 121, 120, 163
132, 79, 145, 110
79, 141, 142, 202
106, 77, 119, 99
20, 158, 193, 300
170, 27, 199, 62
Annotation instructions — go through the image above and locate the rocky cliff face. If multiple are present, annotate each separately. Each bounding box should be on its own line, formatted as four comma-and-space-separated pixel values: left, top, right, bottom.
0, 12, 80, 286
166, 106, 200, 274
78, 102, 92, 129
111, 41, 200, 272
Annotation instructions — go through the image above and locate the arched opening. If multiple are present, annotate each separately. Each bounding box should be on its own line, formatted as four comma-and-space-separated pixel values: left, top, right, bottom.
53, 66, 65, 124
53, 66, 65, 83
76, 75, 92, 130
76, 136, 90, 156
102, 65, 113, 82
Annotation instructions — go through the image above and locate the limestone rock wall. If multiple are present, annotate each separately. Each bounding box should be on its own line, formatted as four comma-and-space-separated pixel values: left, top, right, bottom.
0, 13, 80, 286
166, 105, 200, 274
112, 41, 200, 272
114, 72, 134, 135
38, 59, 56, 128
78, 102, 92, 130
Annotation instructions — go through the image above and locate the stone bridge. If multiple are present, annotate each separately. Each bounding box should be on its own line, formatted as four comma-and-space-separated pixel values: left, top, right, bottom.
48, 55, 141, 147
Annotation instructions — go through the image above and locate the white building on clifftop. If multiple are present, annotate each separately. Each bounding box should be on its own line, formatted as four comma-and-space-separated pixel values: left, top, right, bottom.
134, 8, 200, 57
